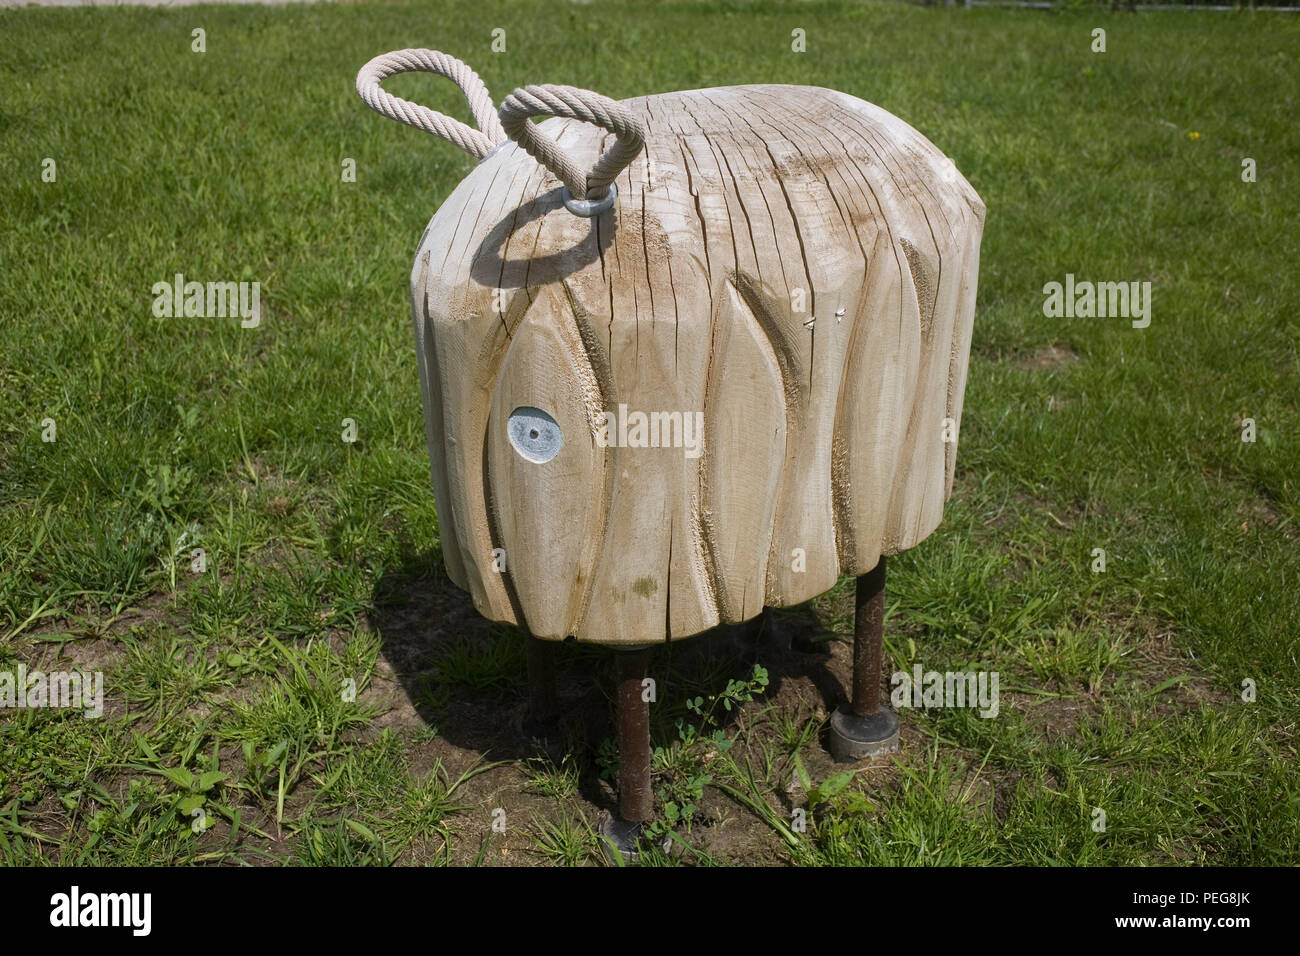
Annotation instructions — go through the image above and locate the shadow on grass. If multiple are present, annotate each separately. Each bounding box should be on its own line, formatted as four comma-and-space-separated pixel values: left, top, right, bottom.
367, 546, 854, 811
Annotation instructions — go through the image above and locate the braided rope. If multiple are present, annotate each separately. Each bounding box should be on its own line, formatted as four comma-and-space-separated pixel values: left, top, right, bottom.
498, 84, 645, 198
355, 49, 506, 160
357, 50, 646, 205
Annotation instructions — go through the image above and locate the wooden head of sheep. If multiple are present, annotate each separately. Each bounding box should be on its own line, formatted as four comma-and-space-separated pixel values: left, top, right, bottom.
357, 49, 985, 859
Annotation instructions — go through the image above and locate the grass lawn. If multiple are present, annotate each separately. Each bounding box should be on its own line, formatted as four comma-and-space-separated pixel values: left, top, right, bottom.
1, 0, 1297, 866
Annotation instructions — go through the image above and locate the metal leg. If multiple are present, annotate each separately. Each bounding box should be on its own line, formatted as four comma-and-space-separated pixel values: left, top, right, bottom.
828, 557, 900, 761
522, 635, 561, 758
526, 635, 558, 723
616, 648, 652, 822
599, 647, 651, 862
851, 558, 886, 717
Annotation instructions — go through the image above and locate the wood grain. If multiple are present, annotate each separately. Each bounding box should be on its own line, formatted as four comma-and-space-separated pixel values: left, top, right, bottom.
413, 85, 985, 643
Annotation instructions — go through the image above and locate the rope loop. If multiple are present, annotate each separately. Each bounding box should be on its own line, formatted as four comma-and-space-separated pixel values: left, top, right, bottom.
358, 51, 646, 213
356, 49, 506, 160
498, 84, 645, 200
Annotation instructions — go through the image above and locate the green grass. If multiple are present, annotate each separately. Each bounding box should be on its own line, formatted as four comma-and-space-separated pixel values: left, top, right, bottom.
1, 0, 1297, 866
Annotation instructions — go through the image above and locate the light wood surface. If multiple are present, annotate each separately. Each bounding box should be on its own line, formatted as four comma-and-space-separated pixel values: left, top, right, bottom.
411, 85, 985, 643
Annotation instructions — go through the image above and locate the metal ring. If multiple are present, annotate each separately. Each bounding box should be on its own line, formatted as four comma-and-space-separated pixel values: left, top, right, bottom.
479, 139, 512, 164
561, 182, 617, 218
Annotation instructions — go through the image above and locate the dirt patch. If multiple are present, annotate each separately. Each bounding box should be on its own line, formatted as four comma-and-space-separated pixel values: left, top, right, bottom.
1011, 344, 1080, 371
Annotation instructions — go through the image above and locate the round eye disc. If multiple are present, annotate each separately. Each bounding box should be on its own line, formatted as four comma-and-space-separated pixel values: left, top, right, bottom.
507, 406, 563, 463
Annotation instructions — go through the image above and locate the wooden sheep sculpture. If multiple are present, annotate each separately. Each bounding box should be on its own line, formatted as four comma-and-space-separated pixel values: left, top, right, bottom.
357, 49, 985, 857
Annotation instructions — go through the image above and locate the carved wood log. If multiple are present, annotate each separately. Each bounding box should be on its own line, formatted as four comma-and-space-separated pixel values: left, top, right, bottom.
411, 84, 985, 644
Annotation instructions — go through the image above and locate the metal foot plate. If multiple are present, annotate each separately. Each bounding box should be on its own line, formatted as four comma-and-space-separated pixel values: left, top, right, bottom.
828, 704, 900, 762
597, 813, 643, 865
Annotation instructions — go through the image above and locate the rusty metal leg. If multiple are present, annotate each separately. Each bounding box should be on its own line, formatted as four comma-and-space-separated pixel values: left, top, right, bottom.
525, 635, 558, 723
828, 557, 900, 761
522, 635, 561, 758
851, 558, 886, 717
600, 647, 652, 862
616, 648, 653, 823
